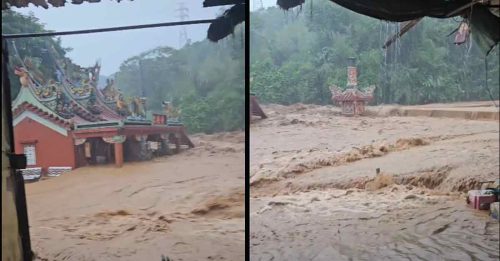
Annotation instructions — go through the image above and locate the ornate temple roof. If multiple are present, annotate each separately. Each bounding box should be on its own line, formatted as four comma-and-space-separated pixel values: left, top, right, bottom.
11, 59, 149, 130
12, 84, 56, 117
330, 83, 375, 102
12, 101, 71, 128
331, 88, 374, 102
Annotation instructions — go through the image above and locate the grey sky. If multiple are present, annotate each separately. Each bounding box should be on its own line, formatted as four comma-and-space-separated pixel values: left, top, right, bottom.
250, 0, 276, 11
12, 0, 224, 75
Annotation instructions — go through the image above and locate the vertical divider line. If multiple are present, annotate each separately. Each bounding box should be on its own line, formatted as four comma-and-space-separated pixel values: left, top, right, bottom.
244, 1, 251, 260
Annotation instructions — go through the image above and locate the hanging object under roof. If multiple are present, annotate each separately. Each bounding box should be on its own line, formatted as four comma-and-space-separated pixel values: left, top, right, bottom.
276, 0, 499, 55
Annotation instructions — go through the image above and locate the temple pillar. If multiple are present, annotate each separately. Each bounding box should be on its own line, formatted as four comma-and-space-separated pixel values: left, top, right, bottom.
102, 135, 126, 168
114, 142, 123, 167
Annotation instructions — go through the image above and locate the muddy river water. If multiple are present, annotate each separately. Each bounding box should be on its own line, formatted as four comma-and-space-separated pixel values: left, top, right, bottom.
250, 104, 499, 261
251, 189, 499, 261
26, 132, 245, 261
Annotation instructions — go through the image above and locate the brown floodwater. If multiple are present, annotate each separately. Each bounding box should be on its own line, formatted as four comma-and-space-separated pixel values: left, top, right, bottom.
26, 132, 245, 261
250, 103, 499, 261
251, 188, 499, 261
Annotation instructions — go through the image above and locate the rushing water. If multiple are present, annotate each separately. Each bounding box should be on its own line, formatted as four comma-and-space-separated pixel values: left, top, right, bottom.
251, 191, 499, 261
250, 105, 499, 261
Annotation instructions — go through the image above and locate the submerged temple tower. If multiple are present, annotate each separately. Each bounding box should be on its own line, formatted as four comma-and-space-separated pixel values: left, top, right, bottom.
330, 57, 375, 116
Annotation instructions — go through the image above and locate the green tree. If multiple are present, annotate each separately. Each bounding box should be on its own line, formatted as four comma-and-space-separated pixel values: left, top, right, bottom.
250, 1, 499, 106
114, 25, 245, 134
3, 10, 72, 98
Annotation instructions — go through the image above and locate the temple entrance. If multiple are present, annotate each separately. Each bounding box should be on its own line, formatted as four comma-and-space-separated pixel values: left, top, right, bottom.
123, 134, 172, 162
147, 134, 171, 157
123, 136, 152, 162
75, 137, 115, 167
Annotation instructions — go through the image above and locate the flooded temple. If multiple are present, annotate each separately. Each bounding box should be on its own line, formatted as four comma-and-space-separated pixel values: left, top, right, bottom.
330, 57, 375, 116
11, 57, 194, 178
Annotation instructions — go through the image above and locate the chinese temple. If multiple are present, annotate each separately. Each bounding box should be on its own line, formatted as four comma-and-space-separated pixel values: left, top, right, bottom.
330, 57, 375, 116
11, 57, 194, 176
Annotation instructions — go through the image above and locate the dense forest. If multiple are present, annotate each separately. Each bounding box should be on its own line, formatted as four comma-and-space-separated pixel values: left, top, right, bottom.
250, 1, 499, 105
2, 10, 72, 99
2, 10, 245, 134
113, 30, 245, 134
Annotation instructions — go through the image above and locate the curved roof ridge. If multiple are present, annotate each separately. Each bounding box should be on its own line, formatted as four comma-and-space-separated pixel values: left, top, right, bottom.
13, 101, 70, 129
12, 86, 55, 115
95, 85, 124, 120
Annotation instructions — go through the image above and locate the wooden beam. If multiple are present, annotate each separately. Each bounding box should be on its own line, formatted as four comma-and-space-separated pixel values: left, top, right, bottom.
383, 18, 423, 49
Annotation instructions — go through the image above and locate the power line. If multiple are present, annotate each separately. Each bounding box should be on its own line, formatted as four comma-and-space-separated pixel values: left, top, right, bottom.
2, 19, 216, 39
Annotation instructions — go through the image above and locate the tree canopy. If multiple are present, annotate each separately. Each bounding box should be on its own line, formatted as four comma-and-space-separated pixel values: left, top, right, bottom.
114, 26, 245, 134
2, 10, 72, 99
250, 1, 499, 106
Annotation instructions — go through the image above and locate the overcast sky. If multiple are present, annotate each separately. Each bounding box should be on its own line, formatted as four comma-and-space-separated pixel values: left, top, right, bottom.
250, 0, 280, 11
11, 0, 224, 75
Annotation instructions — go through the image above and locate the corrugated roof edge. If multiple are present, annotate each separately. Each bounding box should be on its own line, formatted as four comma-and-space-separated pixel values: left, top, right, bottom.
2, 0, 130, 10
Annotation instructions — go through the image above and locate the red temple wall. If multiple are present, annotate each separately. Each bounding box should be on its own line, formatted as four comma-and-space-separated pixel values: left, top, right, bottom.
13, 117, 76, 173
